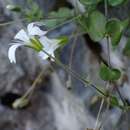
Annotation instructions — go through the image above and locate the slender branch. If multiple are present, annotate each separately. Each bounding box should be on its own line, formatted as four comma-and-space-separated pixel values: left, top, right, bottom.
0, 18, 26, 26
97, 0, 126, 129
94, 99, 105, 129
47, 14, 81, 33
42, 50, 106, 96
115, 86, 126, 106
22, 69, 44, 99
95, 0, 109, 129
105, 0, 126, 107
0, 14, 80, 28
67, 30, 78, 89
106, 37, 111, 66
18, 67, 50, 100
12, 68, 46, 108
66, 0, 80, 89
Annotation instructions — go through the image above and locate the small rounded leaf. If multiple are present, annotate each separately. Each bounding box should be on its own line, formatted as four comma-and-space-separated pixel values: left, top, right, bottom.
99, 63, 121, 81
86, 11, 106, 42
106, 19, 125, 47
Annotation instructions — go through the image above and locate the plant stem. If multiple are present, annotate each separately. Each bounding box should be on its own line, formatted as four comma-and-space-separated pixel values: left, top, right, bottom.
42, 50, 106, 96
67, 30, 78, 89
94, 99, 105, 129
0, 18, 26, 26
95, 0, 109, 129
22, 70, 44, 99
47, 14, 81, 33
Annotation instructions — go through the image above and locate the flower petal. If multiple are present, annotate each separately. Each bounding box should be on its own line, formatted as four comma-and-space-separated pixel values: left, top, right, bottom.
27, 23, 47, 36
39, 36, 59, 51
39, 36, 51, 49
50, 39, 60, 50
39, 36, 60, 61
38, 51, 49, 60
14, 29, 29, 42
8, 43, 23, 63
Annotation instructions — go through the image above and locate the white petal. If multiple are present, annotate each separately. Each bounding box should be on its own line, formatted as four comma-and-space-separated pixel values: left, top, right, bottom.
40, 36, 59, 50
39, 36, 59, 61
39, 36, 51, 49
8, 43, 23, 63
50, 39, 60, 50
49, 52, 55, 61
27, 22, 47, 36
14, 29, 29, 42
38, 49, 56, 61
38, 51, 49, 60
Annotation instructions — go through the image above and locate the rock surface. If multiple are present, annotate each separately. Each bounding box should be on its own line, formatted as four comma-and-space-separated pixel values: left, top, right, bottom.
0, 0, 130, 130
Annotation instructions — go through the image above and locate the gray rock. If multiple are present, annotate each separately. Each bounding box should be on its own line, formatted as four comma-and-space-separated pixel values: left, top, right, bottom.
1, 0, 130, 130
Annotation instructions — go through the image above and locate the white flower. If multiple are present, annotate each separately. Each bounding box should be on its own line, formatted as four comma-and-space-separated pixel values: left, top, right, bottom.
39, 36, 60, 61
8, 22, 61, 63
8, 22, 47, 63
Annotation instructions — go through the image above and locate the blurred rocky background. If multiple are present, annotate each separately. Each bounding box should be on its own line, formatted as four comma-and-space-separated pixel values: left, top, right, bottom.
0, 0, 130, 130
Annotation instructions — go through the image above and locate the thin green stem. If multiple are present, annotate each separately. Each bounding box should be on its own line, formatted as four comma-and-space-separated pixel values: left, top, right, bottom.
42, 50, 106, 96
0, 18, 26, 26
105, 0, 126, 107
95, 0, 109, 129
105, 0, 108, 20
0, 14, 80, 29
22, 69, 44, 99
94, 99, 105, 129
47, 14, 81, 33
67, 30, 78, 89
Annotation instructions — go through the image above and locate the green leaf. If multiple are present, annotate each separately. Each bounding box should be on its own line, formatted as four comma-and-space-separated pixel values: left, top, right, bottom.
25, 1, 43, 22
121, 18, 130, 29
43, 19, 58, 28
86, 10, 106, 42
78, 15, 88, 32
49, 8, 73, 19
80, 0, 102, 5
106, 19, 125, 47
123, 38, 130, 57
99, 63, 121, 81
108, 0, 125, 6
42, 7, 74, 28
